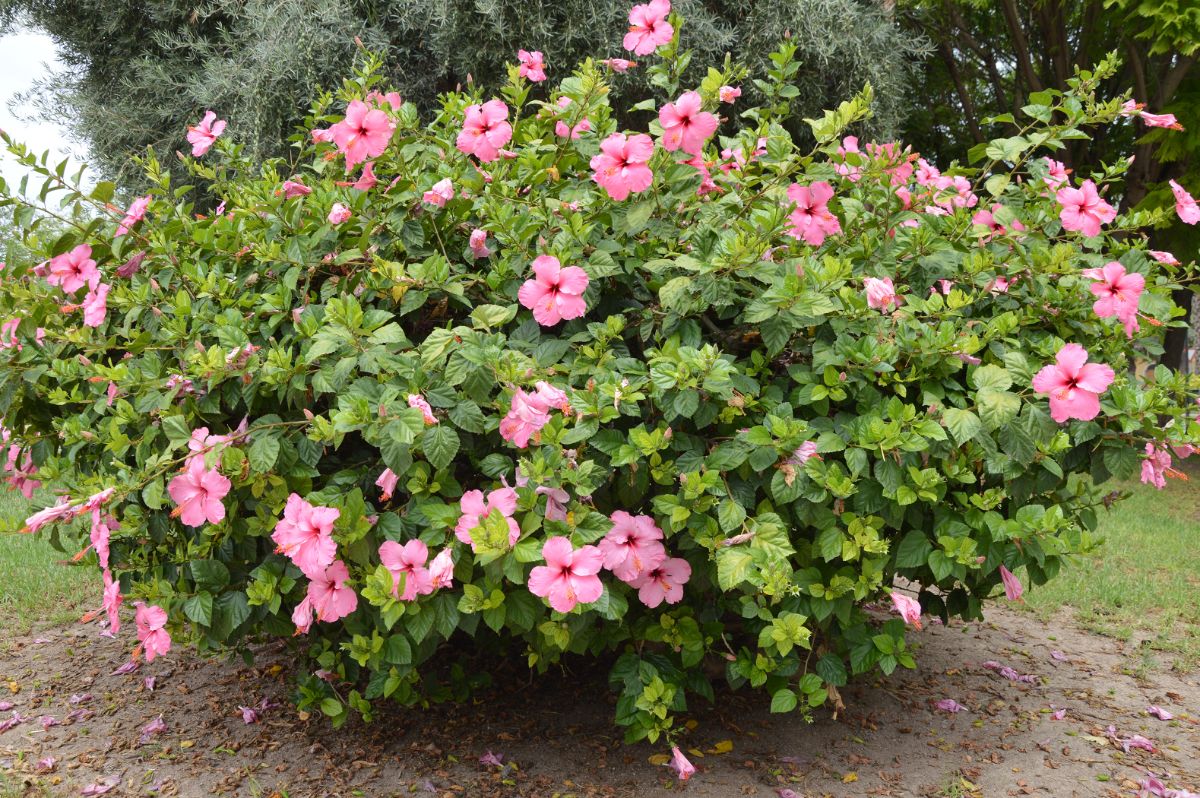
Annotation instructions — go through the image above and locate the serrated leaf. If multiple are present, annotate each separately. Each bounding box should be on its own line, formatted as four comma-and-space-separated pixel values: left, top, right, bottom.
248, 434, 281, 472
717, 499, 747, 533
943, 408, 982, 444
770, 688, 798, 713
716, 547, 754, 590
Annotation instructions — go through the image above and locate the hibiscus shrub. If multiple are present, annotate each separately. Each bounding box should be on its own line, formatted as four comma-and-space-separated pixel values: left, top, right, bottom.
1, 7, 1198, 754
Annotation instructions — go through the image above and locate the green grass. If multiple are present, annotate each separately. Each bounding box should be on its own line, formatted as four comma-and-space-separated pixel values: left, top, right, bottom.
1025, 474, 1200, 672
0, 489, 92, 638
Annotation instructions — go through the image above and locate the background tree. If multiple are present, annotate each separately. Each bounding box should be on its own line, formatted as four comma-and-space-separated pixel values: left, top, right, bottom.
0, 0, 926, 190
899, 0, 1200, 368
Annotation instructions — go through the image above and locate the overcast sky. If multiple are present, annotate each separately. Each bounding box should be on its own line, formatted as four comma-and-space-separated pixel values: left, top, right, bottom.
0, 27, 86, 191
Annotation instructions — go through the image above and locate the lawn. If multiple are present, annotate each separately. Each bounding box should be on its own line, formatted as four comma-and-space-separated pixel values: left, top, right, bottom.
1024, 473, 1200, 672
0, 488, 91, 639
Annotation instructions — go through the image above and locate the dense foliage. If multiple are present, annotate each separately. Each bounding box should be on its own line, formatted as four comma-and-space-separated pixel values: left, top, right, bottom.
898, 0, 1200, 368
1, 0, 924, 191
2, 6, 1198, 763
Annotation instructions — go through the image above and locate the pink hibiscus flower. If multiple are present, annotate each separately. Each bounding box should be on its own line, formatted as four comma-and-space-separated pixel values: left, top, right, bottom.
599, 511, 666, 582
1056, 180, 1117, 237
351, 162, 377, 191
1143, 111, 1183, 129
658, 91, 718, 156
891, 590, 922, 629
864, 276, 900, 311
1086, 261, 1144, 337
971, 203, 1025, 240
375, 468, 399, 501
379, 540, 434, 600
456, 100, 513, 163
599, 58, 637, 73
101, 568, 122, 637
1148, 250, 1180, 266
527, 536, 604, 613
115, 195, 151, 236
327, 203, 351, 225
21, 499, 74, 534
554, 99, 592, 140
292, 560, 358, 633
534, 381, 570, 413
1042, 157, 1070, 190
90, 509, 112, 569
280, 180, 312, 199
590, 132, 654, 201
46, 244, 99, 294
1140, 442, 1171, 489
499, 387, 551, 448
517, 49, 547, 82
1169, 179, 1200, 225
186, 111, 226, 157
82, 283, 109, 328
629, 556, 690, 607
271, 494, 340, 578
134, 602, 171, 662
517, 255, 589, 326
423, 178, 454, 207
331, 100, 395, 170
719, 85, 741, 103
915, 158, 940, 186
998, 564, 1023, 601
669, 746, 696, 781
785, 181, 841, 246
167, 457, 231, 528
407, 393, 438, 424
455, 487, 520, 551
428, 548, 455, 590
1032, 343, 1115, 423
623, 0, 673, 55
469, 229, 491, 258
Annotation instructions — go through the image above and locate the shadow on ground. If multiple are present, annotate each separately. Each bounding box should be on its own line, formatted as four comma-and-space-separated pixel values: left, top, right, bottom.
1, 605, 1197, 797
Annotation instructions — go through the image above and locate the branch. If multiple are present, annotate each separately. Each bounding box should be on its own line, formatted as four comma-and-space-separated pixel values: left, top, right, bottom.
943, 1, 1009, 111
1155, 54, 1197, 108
998, 0, 1044, 93
938, 42, 984, 143
1126, 40, 1149, 104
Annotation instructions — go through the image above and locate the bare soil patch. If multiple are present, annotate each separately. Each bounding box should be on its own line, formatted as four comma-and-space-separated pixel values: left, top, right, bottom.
1, 606, 1197, 797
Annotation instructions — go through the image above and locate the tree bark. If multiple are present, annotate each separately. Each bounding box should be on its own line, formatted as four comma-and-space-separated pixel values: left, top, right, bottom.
938, 43, 985, 143
998, 0, 1043, 94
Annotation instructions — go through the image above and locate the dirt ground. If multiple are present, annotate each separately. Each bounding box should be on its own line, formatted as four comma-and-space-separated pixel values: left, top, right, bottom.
1, 605, 1197, 798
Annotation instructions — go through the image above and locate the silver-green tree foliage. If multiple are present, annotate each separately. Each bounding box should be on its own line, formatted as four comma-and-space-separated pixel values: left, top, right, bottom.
1, 0, 925, 189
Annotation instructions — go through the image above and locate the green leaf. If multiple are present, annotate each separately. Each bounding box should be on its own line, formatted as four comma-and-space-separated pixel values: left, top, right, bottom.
716, 547, 754, 590
717, 499, 747, 533
162, 416, 192, 449
422, 425, 460, 471
977, 389, 1021, 431
815, 654, 848, 686
971, 364, 1013, 392
894, 531, 932, 569
183, 592, 213, 626
673, 389, 700, 419
190, 559, 231, 592
448, 400, 486, 434
770, 688, 798, 713
141, 478, 164, 510
383, 634, 412, 665
942, 408, 982, 445
470, 304, 518, 330
248, 434, 281, 472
